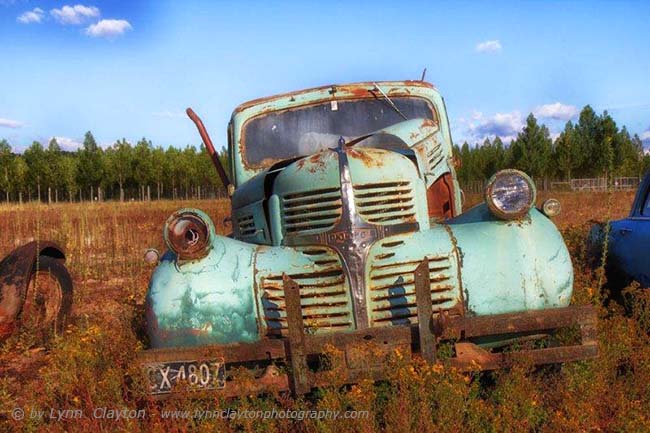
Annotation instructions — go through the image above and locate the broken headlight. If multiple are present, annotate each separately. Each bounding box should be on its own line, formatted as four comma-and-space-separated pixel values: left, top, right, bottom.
485, 169, 536, 220
164, 210, 212, 260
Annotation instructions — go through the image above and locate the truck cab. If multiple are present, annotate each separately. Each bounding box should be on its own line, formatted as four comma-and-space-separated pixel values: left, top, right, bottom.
228, 81, 459, 249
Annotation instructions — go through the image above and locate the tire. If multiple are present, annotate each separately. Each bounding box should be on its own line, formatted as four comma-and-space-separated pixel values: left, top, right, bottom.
20, 256, 73, 337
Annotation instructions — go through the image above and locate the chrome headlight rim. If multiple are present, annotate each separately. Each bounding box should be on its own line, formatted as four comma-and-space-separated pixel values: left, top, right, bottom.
485, 169, 536, 220
164, 209, 214, 261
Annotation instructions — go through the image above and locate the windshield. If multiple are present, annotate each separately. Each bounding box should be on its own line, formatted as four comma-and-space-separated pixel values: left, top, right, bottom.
242, 96, 436, 167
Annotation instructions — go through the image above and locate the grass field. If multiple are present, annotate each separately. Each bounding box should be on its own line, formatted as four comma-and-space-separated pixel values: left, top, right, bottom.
2, 192, 650, 432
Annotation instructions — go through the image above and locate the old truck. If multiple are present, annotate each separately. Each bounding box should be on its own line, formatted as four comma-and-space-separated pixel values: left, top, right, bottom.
140, 81, 598, 397
0, 241, 73, 340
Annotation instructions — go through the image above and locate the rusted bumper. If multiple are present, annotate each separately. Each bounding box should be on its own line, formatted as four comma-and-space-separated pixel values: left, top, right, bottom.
138, 260, 597, 398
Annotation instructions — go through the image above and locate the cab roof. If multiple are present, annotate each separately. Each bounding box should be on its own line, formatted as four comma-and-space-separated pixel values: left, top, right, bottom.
232, 80, 438, 116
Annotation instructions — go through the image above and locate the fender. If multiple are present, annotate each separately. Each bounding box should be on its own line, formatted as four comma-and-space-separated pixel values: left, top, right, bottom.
0, 241, 66, 338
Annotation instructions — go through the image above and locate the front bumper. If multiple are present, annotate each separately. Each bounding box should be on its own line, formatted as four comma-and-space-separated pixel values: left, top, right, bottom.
138, 260, 598, 398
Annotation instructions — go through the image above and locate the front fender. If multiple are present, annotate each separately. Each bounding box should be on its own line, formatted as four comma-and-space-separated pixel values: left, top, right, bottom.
146, 235, 260, 348
0, 241, 66, 338
448, 204, 573, 316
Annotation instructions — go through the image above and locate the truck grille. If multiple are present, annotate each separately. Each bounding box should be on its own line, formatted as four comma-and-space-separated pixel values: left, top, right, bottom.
353, 181, 416, 225
237, 214, 256, 237
282, 188, 342, 236
368, 246, 459, 325
426, 140, 444, 172
260, 247, 353, 336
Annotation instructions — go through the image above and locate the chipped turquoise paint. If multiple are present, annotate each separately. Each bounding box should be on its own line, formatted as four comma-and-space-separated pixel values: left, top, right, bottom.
447, 204, 573, 315
147, 203, 573, 348
147, 222, 260, 348
347, 148, 430, 230
365, 227, 460, 325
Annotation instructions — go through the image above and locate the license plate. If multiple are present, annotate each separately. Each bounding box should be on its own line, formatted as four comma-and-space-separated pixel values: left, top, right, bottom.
146, 359, 226, 395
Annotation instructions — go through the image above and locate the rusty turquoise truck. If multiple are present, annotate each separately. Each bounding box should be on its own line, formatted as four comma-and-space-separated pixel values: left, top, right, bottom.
139, 81, 597, 397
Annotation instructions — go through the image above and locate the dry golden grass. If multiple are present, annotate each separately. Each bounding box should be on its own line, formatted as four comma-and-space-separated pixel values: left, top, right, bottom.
1, 193, 650, 433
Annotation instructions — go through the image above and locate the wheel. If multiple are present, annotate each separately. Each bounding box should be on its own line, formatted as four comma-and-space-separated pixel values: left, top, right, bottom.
20, 256, 73, 337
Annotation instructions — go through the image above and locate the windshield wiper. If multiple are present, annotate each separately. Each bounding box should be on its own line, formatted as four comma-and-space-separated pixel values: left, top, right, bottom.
372, 82, 408, 121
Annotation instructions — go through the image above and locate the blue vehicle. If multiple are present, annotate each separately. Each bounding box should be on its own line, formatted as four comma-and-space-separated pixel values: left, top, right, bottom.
589, 173, 650, 288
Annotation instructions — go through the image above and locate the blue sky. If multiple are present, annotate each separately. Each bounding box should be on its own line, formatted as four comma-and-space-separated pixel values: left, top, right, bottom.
1, 0, 649, 152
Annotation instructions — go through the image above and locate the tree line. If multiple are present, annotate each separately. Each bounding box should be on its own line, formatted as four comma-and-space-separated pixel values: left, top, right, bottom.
0, 104, 647, 203
455, 105, 648, 188
0, 132, 227, 203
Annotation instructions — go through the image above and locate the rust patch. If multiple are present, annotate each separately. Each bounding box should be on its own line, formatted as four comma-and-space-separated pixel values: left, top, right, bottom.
294, 151, 330, 173
427, 173, 456, 221
349, 86, 373, 98
347, 148, 383, 168
452, 153, 462, 169
233, 80, 436, 114
307, 152, 328, 173
409, 119, 437, 141
295, 157, 307, 170
186, 108, 232, 192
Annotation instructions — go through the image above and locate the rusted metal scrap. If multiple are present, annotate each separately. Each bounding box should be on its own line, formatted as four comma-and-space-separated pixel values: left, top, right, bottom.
0, 241, 73, 340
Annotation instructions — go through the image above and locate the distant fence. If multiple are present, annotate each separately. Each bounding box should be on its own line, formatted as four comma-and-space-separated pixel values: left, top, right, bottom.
461, 176, 642, 194
566, 177, 640, 192
0, 185, 229, 205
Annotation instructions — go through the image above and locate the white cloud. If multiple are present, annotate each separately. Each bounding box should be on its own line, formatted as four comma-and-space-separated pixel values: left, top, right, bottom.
0, 117, 23, 129
50, 4, 100, 25
17, 7, 44, 24
467, 111, 524, 143
533, 102, 579, 121
476, 40, 502, 53
85, 19, 132, 38
51, 136, 82, 151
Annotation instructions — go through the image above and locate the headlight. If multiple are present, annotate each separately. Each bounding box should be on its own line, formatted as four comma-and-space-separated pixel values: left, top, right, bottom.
164, 210, 212, 260
485, 169, 536, 220
541, 198, 561, 218
143, 248, 160, 265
